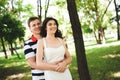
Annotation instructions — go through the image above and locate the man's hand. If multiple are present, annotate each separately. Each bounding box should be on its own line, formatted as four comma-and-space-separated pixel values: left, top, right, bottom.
55, 61, 67, 72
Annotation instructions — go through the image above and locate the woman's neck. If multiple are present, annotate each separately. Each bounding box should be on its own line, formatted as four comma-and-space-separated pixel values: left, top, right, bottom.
46, 34, 56, 40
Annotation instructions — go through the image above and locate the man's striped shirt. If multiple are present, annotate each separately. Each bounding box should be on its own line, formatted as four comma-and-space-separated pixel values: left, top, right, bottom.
24, 35, 45, 80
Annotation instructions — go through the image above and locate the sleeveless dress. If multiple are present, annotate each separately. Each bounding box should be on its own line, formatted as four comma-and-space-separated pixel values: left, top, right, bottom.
43, 38, 72, 80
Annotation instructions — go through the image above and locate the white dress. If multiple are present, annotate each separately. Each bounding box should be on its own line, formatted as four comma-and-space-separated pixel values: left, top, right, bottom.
43, 38, 72, 80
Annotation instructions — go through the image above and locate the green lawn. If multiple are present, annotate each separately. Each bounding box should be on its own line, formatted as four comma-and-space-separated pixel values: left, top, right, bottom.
0, 42, 120, 80
86, 44, 120, 80
0, 52, 31, 80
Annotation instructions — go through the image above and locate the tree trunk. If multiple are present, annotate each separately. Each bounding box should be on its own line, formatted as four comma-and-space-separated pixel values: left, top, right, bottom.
37, 0, 42, 22
0, 37, 8, 59
93, 28, 98, 44
114, 0, 120, 40
97, 27, 105, 44
45, 0, 50, 18
10, 43, 21, 59
14, 48, 21, 59
66, 0, 91, 80
10, 43, 14, 55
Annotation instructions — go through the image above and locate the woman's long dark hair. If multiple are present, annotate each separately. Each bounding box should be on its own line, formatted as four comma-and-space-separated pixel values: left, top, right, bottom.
41, 17, 63, 38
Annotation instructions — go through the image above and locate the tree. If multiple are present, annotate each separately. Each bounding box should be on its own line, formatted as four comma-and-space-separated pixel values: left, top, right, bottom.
1, 13, 25, 59
0, 20, 8, 58
114, 0, 120, 40
0, 0, 29, 58
66, 0, 91, 80
76, 0, 113, 44
37, 0, 50, 21
0, 0, 8, 59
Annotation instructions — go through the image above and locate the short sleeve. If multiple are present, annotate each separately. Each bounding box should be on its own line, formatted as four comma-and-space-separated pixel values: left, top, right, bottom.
24, 43, 35, 59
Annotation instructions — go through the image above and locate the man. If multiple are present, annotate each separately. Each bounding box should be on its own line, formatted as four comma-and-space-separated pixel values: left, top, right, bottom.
24, 17, 45, 80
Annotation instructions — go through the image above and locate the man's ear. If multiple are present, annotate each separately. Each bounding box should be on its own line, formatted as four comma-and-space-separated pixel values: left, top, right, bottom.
29, 27, 32, 32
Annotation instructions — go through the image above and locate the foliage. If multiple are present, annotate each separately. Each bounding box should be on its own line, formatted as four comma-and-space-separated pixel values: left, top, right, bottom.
55, 0, 66, 7
50, 0, 115, 43
0, 0, 33, 48
75, 0, 114, 44
17, 0, 34, 18
0, 0, 33, 58
0, 0, 7, 9
1, 13, 25, 44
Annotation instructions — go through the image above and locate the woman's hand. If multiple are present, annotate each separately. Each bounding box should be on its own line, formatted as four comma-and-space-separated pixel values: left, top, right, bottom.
55, 61, 67, 72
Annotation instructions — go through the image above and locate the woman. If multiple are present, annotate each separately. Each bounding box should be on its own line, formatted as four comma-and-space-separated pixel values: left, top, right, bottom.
36, 17, 72, 80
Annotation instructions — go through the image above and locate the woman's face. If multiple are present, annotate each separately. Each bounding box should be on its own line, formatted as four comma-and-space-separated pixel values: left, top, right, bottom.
46, 20, 57, 34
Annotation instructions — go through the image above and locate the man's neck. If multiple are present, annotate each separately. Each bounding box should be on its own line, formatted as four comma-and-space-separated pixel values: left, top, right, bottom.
33, 34, 42, 40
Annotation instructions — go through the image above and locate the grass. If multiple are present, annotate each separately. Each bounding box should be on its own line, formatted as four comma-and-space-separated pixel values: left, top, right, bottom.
86, 44, 120, 80
0, 52, 31, 80
0, 41, 120, 80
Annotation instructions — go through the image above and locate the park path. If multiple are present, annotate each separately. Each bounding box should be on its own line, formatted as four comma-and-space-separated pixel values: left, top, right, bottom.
0, 49, 23, 58
1, 41, 120, 57
68, 40, 120, 54
85, 41, 120, 49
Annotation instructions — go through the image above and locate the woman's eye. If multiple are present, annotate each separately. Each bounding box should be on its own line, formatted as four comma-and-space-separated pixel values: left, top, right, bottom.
48, 23, 52, 26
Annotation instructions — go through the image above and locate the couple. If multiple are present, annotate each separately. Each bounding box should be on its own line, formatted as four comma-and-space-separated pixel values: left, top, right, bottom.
24, 16, 72, 80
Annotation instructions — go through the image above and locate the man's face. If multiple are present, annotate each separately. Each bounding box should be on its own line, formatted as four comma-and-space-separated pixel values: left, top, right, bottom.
29, 19, 41, 34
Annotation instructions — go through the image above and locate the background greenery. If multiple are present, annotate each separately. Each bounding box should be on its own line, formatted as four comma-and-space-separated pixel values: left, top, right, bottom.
0, 0, 120, 80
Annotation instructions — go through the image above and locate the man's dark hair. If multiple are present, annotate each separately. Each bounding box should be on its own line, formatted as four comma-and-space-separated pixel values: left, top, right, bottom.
27, 17, 40, 27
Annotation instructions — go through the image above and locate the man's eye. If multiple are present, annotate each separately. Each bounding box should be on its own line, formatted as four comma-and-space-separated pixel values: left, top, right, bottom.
32, 24, 36, 27
37, 23, 40, 25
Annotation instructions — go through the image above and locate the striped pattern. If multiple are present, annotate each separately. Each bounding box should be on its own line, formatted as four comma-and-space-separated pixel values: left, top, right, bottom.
24, 38, 45, 80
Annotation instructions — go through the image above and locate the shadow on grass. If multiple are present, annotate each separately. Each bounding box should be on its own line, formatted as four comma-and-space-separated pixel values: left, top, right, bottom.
86, 45, 120, 80
0, 65, 31, 80
0, 54, 31, 80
